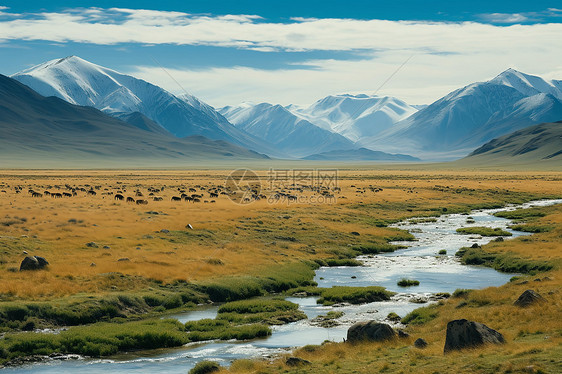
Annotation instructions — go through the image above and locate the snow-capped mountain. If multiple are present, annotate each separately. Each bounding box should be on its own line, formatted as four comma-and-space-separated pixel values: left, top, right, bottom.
288, 94, 418, 142
11, 56, 282, 157
489, 68, 562, 100
219, 102, 356, 158
0, 74, 267, 167
362, 69, 562, 160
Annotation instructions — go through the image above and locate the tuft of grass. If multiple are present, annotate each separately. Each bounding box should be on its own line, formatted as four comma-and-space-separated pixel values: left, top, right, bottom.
189, 361, 221, 374
494, 208, 546, 221
456, 227, 512, 236
397, 278, 420, 287
351, 243, 404, 255
400, 305, 438, 325
317, 286, 394, 306
217, 299, 306, 325
452, 289, 473, 298
456, 247, 554, 274
509, 224, 553, 233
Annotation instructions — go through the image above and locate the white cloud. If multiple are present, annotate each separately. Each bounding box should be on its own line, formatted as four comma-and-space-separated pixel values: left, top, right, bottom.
480, 13, 529, 24
1, 7, 561, 106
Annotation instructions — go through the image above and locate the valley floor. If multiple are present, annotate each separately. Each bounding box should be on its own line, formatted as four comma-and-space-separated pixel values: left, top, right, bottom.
0, 167, 560, 372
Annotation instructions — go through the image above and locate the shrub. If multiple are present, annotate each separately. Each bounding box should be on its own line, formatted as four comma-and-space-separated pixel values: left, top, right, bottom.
452, 289, 472, 298
189, 361, 221, 374
438, 249, 447, 255
386, 312, 401, 322
397, 279, 420, 287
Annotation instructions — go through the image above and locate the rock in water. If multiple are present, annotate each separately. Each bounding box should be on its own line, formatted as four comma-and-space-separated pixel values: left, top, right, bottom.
20, 256, 49, 271
347, 321, 396, 343
444, 319, 505, 353
513, 290, 545, 307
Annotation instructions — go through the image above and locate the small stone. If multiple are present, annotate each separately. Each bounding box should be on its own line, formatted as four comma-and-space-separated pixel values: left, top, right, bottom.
86, 242, 98, 248
160, 229, 170, 233
414, 338, 428, 348
103, 245, 110, 249
398, 330, 409, 338
514, 290, 545, 308
286, 357, 311, 367
90, 262, 96, 267
117, 257, 130, 262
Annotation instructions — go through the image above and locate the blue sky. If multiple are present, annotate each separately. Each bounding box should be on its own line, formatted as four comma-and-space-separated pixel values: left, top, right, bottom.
1, 1, 561, 106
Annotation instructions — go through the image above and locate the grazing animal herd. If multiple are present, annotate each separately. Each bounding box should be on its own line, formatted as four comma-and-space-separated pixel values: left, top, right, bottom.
0, 181, 351, 206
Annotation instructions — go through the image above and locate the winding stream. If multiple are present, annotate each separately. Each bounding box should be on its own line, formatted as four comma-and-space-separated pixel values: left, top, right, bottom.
5, 199, 561, 373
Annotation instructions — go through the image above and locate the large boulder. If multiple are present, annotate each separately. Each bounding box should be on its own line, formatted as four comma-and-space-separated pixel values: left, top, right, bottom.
19, 256, 49, 271
444, 319, 505, 353
513, 290, 545, 308
347, 321, 396, 343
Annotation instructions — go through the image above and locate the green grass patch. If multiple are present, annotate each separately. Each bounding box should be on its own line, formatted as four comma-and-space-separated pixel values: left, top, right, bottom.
184, 319, 271, 342
217, 299, 306, 325
397, 279, 420, 287
324, 258, 363, 267
0, 319, 188, 362
494, 208, 547, 221
456, 247, 554, 274
351, 243, 404, 255
198, 261, 318, 302
317, 286, 394, 306
401, 305, 438, 325
456, 227, 512, 236
189, 360, 221, 374
509, 224, 553, 233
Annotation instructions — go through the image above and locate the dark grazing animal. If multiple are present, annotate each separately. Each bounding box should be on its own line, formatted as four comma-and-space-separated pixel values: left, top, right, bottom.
136, 199, 148, 205
126, 197, 135, 203
114, 194, 124, 201
171, 196, 182, 201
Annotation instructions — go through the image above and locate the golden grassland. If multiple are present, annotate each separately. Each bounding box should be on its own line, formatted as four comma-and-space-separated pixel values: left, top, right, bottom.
0, 168, 561, 370
0, 169, 560, 299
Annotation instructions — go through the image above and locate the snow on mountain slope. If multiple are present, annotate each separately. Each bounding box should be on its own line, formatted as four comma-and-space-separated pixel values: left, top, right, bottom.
288, 94, 418, 142
220, 102, 356, 158
11, 56, 283, 157
362, 69, 562, 160
490, 68, 562, 100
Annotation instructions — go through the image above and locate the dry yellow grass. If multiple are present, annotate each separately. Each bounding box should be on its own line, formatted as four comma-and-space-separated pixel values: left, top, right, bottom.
0, 169, 560, 299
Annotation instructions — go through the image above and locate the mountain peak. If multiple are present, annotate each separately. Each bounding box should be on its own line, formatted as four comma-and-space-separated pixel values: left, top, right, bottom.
489, 68, 560, 100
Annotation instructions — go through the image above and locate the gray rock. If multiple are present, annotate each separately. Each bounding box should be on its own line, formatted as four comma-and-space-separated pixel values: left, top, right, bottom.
160, 229, 170, 233
285, 357, 311, 367
444, 319, 505, 353
117, 258, 130, 262
86, 242, 98, 248
19, 256, 49, 271
347, 321, 396, 343
514, 290, 545, 308
414, 338, 428, 348
398, 330, 410, 338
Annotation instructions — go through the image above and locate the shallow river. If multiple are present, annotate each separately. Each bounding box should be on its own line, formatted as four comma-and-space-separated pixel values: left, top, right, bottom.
5, 199, 561, 373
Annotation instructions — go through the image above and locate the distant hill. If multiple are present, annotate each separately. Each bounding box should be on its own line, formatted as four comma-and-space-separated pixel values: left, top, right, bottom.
0, 74, 267, 167
302, 148, 419, 161
458, 121, 562, 166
